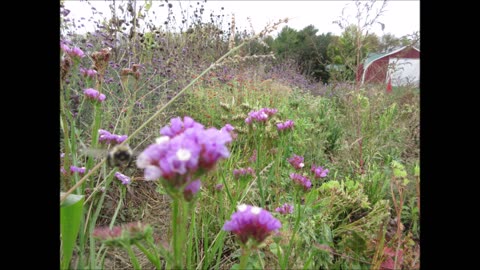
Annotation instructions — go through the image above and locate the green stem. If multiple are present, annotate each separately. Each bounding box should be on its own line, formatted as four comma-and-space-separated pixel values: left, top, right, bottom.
254, 132, 265, 207
110, 181, 124, 229
172, 196, 184, 268
135, 241, 161, 269
282, 191, 302, 269
239, 248, 251, 269
125, 243, 141, 270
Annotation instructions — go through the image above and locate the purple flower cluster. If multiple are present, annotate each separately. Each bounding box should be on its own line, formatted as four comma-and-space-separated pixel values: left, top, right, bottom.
311, 165, 329, 179
61, 42, 85, 59
245, 108, 278, 124
290, 173, 312, 191
80, 67, 97, 78
93, 222, 150, 246
275, 203, 294, 215
223, 204, 281, 245
233, 167, 255, 179
98, 129, 128, 144
84, 88, 106, 102
70, 166, 86, 174
249, 150, 257, 163
115, 172, 131, 185
183, 179, 201, 201
277, 120, 294, 131
215, 183, 224, 191
136, 116, 232, 189
288, 154, 305, 170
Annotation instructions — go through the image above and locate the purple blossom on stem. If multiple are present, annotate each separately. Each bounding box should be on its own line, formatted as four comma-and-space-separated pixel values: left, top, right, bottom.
160, 116, 204, 138
233, 167, 255, 179
84, 88, 106, 102
245, 108, 278, 124
290, 173, 312, 191
249, 150, 257, 163
215, 183, 224, 191
183, 179, 201, 201
70, 166, 86, 174
311, 165, 329, 179
136, 117, 232, 190
288, 154, 305, 170
115, 172, 131, 185
98, 129, 128, 144
223, 204, 281, 245
277, 120, 294, 131
275, 203, 294, 215
80, 67, 97, 78
70, 47, 85, 58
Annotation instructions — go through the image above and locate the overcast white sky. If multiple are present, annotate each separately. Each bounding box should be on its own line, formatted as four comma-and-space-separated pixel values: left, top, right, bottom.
63, 0, 419, 38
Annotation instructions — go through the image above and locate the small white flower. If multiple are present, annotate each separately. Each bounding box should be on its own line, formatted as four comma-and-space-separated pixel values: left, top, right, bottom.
176, 148, 191, 161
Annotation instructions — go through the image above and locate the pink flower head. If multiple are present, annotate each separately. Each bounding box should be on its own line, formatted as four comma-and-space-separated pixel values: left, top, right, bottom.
70, 47, 85, 58
80, 67, 97, 78
215, 183, 224, 191
275, 203, 294, 215
183, 179, 201, 201
249, 150, 257, 163
70, 166, 86, 174
98, 129, 128, 145
289, 173, 312, 191
245, 108, 278, 124
115, 172, 131, 185
136, 117, 232, 189
223, 204, 281, 245
233, 167, 255, 179
277, 120, 294, 131
60, 42, 70, 53
84, 88, 106, 102
160, 116, 204, 138
288, 154, 305, 170
311, 165, 329, 179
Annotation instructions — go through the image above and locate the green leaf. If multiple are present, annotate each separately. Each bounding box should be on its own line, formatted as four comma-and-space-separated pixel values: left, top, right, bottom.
60, 193, 84, 270
269, 242, 283, 257
145, 0, 152, 12
414, 162, 420, 177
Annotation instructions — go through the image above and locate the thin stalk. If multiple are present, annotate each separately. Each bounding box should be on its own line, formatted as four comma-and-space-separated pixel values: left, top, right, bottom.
281, 190, 302, 269
109, 183, 125, 229
125, 243, 141, 270
135, 241, 161, 269
239, 248, 251, 269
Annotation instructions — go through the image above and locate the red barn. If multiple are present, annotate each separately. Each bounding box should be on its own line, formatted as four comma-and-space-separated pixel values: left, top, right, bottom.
357, 46, 420, 87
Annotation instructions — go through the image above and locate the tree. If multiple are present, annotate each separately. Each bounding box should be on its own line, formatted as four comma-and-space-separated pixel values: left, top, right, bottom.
332, 0, 388, 88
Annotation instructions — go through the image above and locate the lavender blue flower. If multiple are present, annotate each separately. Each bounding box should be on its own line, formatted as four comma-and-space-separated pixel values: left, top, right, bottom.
275, 203, 294, 215
233, 167, 255, 179
277, 120, 294, 131
70, 166, 86, 174
84, 88, 106, 102
183, 179, 201, 201
245, 108, 278, 124
115, 172, 131, 185
136, 117, 232, 189
98, 129, 128, 144
288, 155, 305, 170
311, 165, 329, 179
290, 173, 312, 191
223, 204, 281, 245
80, 67, 97, 78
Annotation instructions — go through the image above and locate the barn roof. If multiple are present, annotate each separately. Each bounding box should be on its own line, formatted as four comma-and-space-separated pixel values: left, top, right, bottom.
361, 46, 420, 85
364, 46, 420, 67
